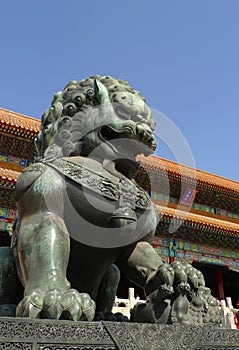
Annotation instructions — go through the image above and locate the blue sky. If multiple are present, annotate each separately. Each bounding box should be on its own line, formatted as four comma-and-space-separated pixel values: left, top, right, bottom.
0, 1, 239, 180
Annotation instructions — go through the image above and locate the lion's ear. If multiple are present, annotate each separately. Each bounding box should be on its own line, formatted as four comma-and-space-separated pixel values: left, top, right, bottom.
93, 79, 100, 95
93, 79, 110, 104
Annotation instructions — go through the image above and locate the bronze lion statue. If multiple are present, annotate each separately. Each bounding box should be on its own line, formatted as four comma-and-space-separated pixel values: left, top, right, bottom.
0, 75, 220, 325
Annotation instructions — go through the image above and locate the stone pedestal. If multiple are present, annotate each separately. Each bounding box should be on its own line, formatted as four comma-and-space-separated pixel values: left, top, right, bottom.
0, 317, 239, 349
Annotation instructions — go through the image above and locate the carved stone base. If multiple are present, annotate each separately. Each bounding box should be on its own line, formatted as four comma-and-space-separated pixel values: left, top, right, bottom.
0, 317, 239, 350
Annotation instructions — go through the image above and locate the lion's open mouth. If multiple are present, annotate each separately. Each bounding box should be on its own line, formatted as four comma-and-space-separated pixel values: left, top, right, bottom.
99, 125, 122, 142
99, 124, 156, 157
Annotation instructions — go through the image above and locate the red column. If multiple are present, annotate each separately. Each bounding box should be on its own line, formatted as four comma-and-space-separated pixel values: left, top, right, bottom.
215, 269, 225, 300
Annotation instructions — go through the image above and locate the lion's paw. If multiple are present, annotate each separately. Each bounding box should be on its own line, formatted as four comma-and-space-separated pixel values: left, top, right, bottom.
16, 289, 95, 321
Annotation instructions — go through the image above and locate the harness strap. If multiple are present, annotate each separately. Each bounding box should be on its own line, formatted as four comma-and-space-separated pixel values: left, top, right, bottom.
46, 157, 151, 210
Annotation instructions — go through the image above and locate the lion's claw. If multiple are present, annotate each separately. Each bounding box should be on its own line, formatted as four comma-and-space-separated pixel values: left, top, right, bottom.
80, 292, 96, 321
16, 289, 96, 321
64, 289, 95, 321
16, 291, 43, 318
42, 289, 65, 319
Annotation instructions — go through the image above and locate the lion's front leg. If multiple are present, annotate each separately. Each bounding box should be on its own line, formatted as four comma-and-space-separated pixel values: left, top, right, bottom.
117, 241, 174, 323
16, 212, 95, 321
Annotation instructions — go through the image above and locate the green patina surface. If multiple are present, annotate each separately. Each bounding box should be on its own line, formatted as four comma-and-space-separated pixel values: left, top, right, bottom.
0, 75, 220, 326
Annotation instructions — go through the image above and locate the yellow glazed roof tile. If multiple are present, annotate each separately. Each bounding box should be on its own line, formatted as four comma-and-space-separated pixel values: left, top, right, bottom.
137, 154, 239, 194
0, 107, 40, 133
157, 204, 239, 234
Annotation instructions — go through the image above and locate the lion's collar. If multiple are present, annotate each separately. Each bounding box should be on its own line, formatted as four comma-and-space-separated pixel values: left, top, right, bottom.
45, 157, 151, 210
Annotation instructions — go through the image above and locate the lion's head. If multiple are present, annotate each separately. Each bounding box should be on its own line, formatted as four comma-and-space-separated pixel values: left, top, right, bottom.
35, 75, 157, 172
